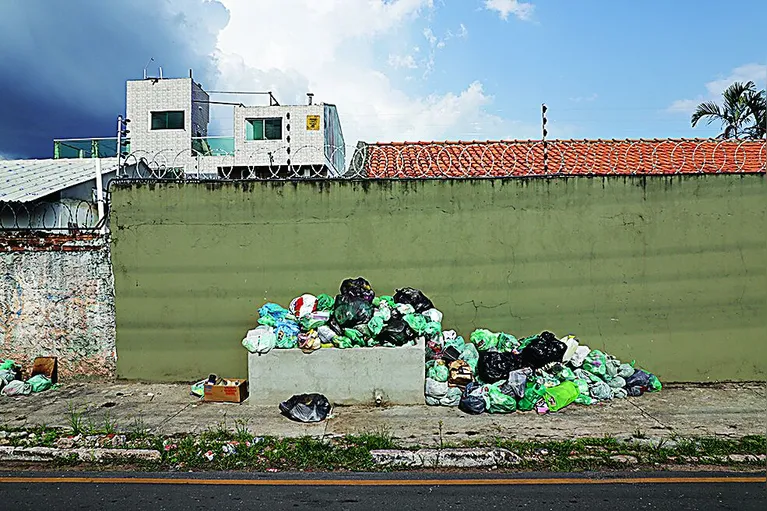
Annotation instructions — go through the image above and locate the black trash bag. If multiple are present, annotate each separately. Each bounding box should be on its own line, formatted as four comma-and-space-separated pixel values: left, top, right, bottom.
459, 382, 486, 415
333, 294, 373, 328
279, 393, 332, 423
624, 369, 651, 395
520, 332, 567, 369
441, 345, 462, 363
477, 351, 523, 383
340, 277, 375, 303
377, 318, 416, 346
393, 287, 434, 313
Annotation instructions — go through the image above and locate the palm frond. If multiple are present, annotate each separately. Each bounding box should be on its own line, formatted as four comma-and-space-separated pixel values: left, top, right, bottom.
691, 101, 724, 127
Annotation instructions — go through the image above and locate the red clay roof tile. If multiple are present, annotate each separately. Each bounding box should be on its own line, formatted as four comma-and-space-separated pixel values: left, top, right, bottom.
359, 139, 767, 178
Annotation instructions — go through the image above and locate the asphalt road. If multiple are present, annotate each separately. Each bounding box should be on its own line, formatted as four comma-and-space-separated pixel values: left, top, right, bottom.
0, 472, 763, 510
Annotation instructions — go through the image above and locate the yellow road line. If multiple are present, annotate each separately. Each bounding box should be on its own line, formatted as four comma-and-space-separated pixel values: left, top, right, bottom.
0, 476, 763, 486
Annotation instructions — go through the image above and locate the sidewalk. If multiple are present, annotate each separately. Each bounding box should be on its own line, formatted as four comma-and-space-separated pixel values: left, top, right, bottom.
1, 382, 763, 446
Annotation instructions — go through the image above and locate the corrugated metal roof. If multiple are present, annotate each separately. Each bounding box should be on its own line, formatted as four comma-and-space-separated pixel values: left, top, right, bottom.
0, 158, 118, 202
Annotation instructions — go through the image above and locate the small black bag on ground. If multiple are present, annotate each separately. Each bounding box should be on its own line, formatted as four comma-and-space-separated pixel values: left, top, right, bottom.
393, 287, 434, 313
279, 393, 332, 423
459, 382, 486, 415
520, 331, 567, 369
340, 277, 375, 303
333, 294, 373, 328
477, 351, 523, 383
376, 318, 416, 346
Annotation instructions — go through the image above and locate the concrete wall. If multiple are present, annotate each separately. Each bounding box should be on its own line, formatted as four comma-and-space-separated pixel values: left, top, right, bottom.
0, 236, 116, 379
109, 176, 766, 382
248, 341, 426, 405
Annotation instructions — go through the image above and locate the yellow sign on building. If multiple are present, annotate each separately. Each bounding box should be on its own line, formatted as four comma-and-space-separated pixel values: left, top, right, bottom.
306, 115, 321, 131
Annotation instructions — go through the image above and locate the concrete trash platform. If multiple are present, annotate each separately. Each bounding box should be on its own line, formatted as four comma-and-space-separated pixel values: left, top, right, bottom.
247, 340, 426, 405
0, 382, 763, 447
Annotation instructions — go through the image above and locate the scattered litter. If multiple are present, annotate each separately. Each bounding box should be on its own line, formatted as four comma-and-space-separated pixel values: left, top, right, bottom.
1, 380, 32, 396
279, 393, 332, 423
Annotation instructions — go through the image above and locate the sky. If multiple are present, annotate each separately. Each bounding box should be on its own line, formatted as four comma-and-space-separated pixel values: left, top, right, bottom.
0, 0, 765, 159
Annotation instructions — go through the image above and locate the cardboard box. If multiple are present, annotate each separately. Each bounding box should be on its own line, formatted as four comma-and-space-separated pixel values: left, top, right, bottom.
203, 378, 249, 403
32, 357, 58, 384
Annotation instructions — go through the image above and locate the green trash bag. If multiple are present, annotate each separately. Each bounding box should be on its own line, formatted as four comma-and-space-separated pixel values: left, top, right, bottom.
0, 359, 18, 371
403, 314, 428, 334
589, 381, 613, 400
459, 343, 480, 373
583, 350, 608, 377
517, 335, 538, 350
573, 378, 593, 405
648, 374, 663, 392
426, 360, 449, 382
443, 331, 465, 351
316, 294, 335, 312
485, 383, 517, 414
617, 362, 635, 378
368, 315, 385, 336
517, 382, 546, 412
557, 366, 577, 381
344, 328, 366, 347
332, 335, 352, 349
27, 374, 52, 393
470, 329, 499, 351
541, 381, 579, 412
604, 357, 621, 381
497, 332, 518, 352
536, 372, 562, 388
423, 321, 442, 340
299, 314, 329, 332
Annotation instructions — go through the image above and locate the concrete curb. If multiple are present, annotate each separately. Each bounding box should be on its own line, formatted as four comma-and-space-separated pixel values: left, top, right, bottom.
371, 448, 522, 468
0, 446, 161, 463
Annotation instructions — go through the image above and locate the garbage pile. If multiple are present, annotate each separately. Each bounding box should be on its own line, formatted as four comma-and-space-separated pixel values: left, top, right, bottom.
240, 276, 662, 415
0, 359, 55, 397
243, 277, 443, 354
425, 329, 662, 414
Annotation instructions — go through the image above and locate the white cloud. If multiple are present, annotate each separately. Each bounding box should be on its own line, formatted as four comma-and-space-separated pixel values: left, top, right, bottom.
214, 0, 529, 145
484, 0, 535, 21
458, 23, 469, 38
388, 54, 418, 69
667, 98, 700, 114
668, 63, 766, 114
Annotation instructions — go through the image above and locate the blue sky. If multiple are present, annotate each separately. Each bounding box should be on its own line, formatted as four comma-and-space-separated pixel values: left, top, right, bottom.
0, 0, 765, 158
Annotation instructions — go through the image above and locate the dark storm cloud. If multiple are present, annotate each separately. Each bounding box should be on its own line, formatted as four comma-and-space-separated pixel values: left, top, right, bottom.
0, 0, 229, 158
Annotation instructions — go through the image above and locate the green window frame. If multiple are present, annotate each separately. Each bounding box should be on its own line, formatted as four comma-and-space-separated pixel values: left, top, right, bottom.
151, 111, 185, 130
246, 118, 283, 140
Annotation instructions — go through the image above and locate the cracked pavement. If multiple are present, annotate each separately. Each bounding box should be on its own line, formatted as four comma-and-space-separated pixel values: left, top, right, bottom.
0, 382, 763, 446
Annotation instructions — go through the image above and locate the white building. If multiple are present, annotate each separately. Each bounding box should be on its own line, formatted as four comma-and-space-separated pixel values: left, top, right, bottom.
118, 76, 346, 178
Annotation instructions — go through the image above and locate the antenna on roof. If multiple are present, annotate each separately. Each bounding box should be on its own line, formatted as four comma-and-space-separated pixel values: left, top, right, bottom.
143, 57, 154, 79
542, 103, 549, 174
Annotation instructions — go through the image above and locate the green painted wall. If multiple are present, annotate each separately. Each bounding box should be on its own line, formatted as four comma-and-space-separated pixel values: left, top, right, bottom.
110, 176, 766, 382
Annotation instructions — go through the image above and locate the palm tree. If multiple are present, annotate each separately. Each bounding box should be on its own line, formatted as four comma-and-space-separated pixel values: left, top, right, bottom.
691, 81, 766, 139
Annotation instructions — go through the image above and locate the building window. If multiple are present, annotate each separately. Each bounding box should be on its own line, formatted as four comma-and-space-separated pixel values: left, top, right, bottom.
151, 111, 185, 130
246, 118, 282, 140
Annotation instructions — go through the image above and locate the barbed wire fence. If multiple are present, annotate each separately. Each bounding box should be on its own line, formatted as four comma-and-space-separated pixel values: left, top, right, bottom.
0, 199, 106, 233
116, 139, 767, 181
3, 138, 763, 235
